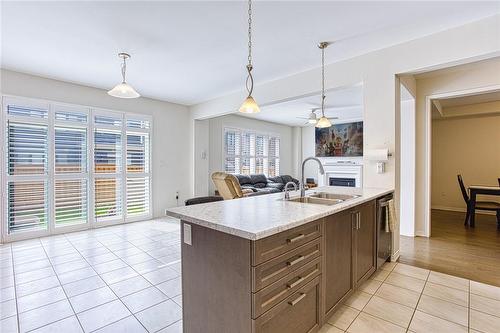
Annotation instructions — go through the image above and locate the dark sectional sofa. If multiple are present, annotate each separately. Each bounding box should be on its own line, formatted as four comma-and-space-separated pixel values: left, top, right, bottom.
234, 174, 300, 195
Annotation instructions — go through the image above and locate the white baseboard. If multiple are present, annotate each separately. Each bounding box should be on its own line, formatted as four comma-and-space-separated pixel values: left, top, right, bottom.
432, 205, 496, 216
391, 250, 400, 262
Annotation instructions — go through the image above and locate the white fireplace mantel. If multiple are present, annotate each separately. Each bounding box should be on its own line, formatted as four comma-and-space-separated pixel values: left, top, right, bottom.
318, 160, 363, 188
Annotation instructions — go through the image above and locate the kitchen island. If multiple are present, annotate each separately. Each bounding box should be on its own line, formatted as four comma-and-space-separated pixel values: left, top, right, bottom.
167, 186, 394, 333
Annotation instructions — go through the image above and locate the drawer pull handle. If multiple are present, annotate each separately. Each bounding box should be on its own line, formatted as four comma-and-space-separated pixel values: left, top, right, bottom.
288, 293, 307, 306
287, 234, 305, 244
287, 255, 305, 267
287, 276, 305, 289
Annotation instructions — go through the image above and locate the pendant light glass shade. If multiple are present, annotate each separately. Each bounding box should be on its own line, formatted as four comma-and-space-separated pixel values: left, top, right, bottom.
239, 0, 260, 113
239, 96, 260, 113
108, 52, 140, 99
108, 82, 140, 98
315, 116, 332, 128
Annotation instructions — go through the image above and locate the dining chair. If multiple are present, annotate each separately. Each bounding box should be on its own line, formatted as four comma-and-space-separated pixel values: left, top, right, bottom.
457, 174, 500, 226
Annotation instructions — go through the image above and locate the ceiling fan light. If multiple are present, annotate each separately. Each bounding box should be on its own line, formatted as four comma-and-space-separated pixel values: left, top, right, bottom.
239, 96, 260, 113
107, 82, 140, 99
308, 117, 317, 124
315, 116, 332, 128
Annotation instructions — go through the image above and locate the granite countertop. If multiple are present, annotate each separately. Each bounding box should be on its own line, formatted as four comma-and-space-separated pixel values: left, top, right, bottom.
166, 186, 394, 240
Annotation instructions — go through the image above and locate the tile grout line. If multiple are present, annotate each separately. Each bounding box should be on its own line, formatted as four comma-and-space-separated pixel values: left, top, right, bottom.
102, 228, 182, 332
10, 242, 21, 333
67, 226, 181, 333
31, 236, 86, 333
64, 231, 152, 333
343, 262, 396, 332
405, 268, 430, 332
468, 279, 471, 330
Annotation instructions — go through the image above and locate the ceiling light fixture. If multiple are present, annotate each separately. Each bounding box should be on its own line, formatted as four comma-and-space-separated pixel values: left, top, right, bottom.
108, 52, 140, 99
239, 0, 260, 114
315, 42, 332, 128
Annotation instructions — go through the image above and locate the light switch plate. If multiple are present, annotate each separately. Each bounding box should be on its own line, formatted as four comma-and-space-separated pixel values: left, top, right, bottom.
183, 223, 192, 245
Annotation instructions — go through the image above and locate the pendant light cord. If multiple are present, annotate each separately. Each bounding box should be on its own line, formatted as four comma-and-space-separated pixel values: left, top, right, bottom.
121, 57, 127, 83
321, 45, 326, 117
245, 0, 254, 96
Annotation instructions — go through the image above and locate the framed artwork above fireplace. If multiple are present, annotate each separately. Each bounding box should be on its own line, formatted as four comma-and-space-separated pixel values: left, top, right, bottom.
315, 121, 363, 157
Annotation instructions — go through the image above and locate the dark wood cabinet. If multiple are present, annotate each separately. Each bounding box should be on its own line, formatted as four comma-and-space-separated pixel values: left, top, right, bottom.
181, 197, 381, 333
323, 209, 354, 317
352, 200, 376, 285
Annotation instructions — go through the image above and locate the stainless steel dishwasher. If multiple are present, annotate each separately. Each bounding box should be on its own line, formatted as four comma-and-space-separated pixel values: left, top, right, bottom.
376, 194, 394, 269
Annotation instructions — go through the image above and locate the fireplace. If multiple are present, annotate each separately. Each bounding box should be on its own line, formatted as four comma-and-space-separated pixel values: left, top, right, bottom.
318, 160, 363, 188
329, 177, 356, 187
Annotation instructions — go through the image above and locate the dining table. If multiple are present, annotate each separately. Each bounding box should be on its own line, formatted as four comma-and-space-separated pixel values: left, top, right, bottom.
468, 185, 500, 227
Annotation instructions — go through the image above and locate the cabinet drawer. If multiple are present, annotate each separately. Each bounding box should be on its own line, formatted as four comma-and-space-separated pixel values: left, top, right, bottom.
253, 276, 320, 333
252, 238, 321, 292
252, 220, 322, 266
253, 257, 321, 318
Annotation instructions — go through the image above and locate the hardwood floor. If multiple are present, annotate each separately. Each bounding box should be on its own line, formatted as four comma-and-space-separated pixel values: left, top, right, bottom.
400, 209, 500, 287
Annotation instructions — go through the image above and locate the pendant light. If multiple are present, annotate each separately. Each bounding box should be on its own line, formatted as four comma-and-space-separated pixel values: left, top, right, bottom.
239, 0, 260, 113
108, 52, 140, 99
315, 42, 332, 128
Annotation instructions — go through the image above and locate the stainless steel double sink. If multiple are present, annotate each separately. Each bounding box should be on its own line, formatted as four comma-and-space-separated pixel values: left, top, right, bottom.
286, 192, 360, 206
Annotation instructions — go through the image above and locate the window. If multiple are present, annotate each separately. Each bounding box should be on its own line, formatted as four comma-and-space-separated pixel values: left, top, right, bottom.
224, 128, 280, 176
2, 96, 152, 237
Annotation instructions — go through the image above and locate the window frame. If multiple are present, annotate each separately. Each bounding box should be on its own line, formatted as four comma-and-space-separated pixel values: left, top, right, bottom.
223, 126, 280, 177
1, 95, 153, 242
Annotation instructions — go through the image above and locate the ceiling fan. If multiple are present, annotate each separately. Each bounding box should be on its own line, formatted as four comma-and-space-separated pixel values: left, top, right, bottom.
296, 108, 338, 125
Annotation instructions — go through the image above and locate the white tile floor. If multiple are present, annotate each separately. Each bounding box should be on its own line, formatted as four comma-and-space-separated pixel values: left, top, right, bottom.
3, 218, 500, 333
321, 261, 500, 333
0, 218, 182, 333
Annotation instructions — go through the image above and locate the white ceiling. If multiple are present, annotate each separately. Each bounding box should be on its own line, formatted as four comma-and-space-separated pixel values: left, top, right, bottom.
243, 84, 363, 126
2, 1, 499, 105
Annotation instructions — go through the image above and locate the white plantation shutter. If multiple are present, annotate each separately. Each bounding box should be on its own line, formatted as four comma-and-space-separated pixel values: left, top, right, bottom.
8, 122, 48, 175
7, 180, 48, 232
94, 130, 122, 174
3, 97, 152, 237
126, 177, 150, 216
94, 113, 123, 222
94, 178, 122, 220
55, 179, 88, 225
224, 129, 240, 174
268, 137, 280, 177
55, 127, 87, 173
126, 117, 151, 218
5, 98, 50, 234
53, 106, 89, 227
223, 128, 280, 177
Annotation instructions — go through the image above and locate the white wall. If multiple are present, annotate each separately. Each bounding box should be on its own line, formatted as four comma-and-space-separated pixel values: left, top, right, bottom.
415, 58, 500, 236
399, 90, 416, 237
193, 119, 210, 196
205, 114, 294, 194
431, 114, 500, 211
190, 15, 500, 257
1, 69, 193, 218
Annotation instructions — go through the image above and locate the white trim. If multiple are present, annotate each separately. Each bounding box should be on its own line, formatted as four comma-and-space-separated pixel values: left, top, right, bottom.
390, 249, 400, 262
